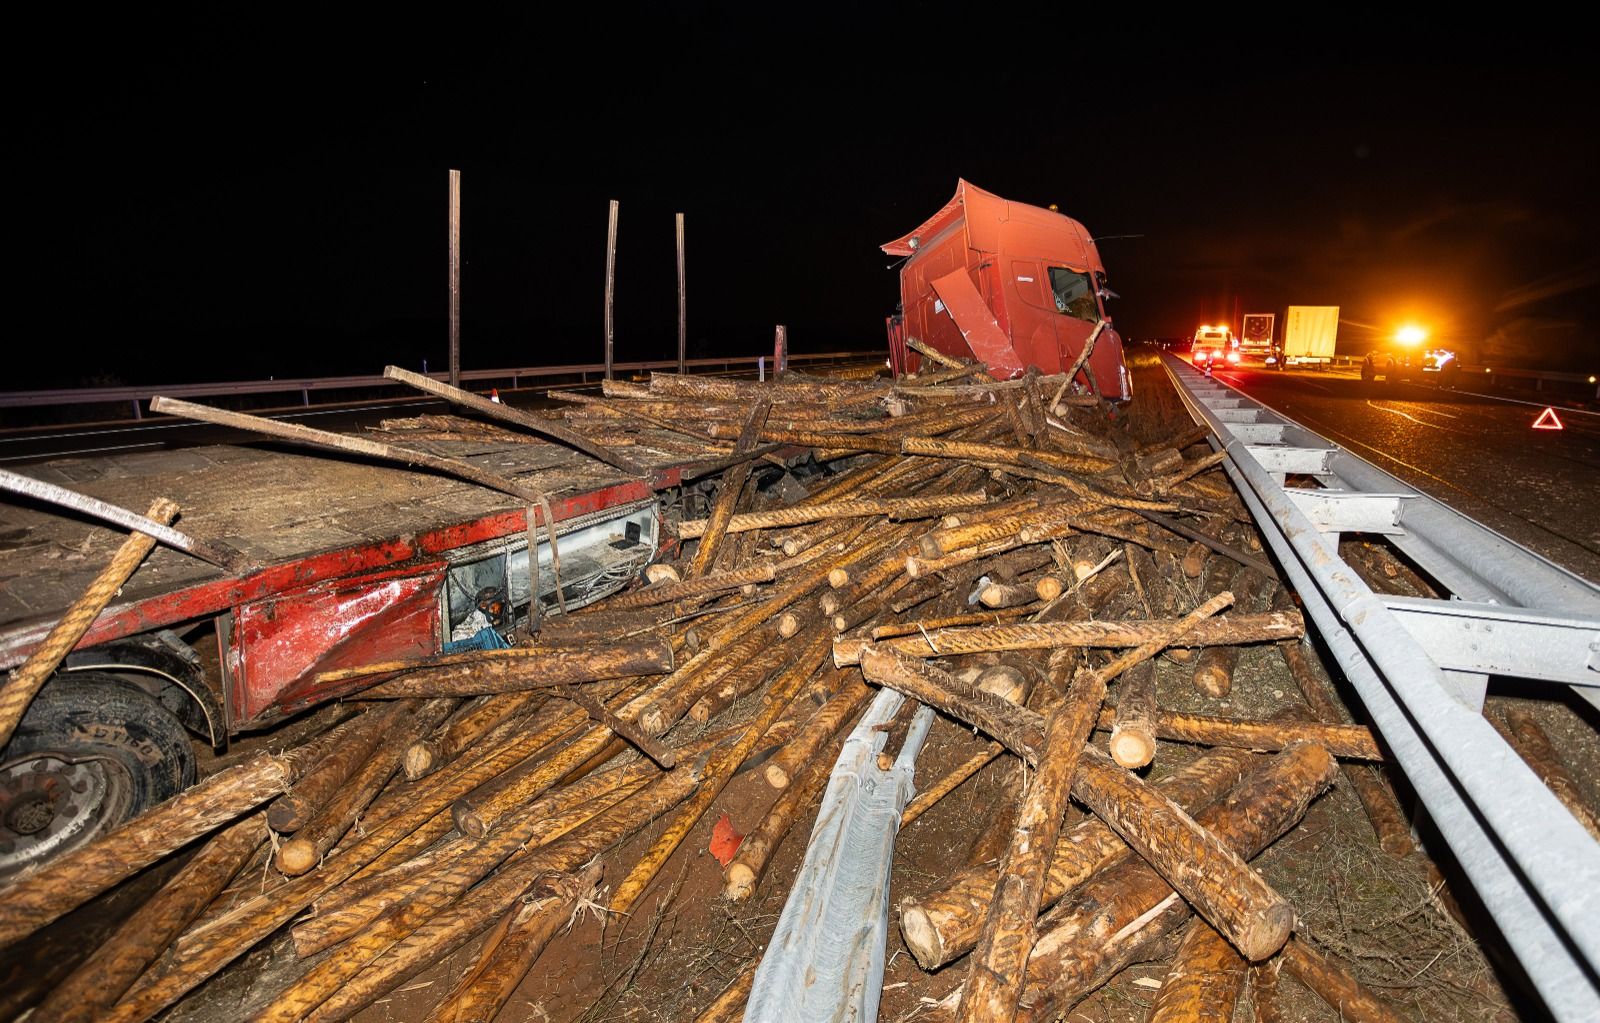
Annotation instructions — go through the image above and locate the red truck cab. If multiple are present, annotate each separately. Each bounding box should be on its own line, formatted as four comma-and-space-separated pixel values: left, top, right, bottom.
881, 180, 1129, 399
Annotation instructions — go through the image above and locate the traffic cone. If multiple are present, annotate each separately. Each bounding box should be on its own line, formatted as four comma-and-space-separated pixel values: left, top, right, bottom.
490, 388, 502, 404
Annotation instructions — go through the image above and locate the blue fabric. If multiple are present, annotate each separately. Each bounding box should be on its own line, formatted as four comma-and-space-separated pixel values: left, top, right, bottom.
441, 627, 511, 654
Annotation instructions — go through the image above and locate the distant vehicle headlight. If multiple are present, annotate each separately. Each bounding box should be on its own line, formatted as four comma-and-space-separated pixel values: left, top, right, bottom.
1227, 351, 1241, 363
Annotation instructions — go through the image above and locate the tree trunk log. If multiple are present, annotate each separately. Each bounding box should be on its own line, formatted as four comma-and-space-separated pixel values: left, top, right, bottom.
0, 749, 305, 948
1496, 706, 1600, 842
268, 706, 395, 832
725, 724, 848, 901
1145, 917, 1248, 1023
898, 748, 1255, 970
346, 640, 674, 698
1093, 706, 1383, 761
32, 810, 268, 1023
607, 628, 831, 916
922, 742, 1337, 1022
1192, 567, 1268, 698
677, 490, 986, 537
0, 497, 178, 748
402, 690, 544, 781
762, 677, 870, 789
1109, 660, 1158, 769
421, 864, 600, 1023
275, 698, 455, 875
1280, 936, 1407, 1023
835, 610, 1304, 665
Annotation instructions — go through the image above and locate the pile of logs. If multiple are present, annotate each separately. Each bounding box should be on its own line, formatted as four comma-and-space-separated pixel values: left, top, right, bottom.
0, 364, 1427, 1023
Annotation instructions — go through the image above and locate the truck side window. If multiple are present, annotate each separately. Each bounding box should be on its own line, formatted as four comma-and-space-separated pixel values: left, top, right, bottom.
1048, 268, 1098, 323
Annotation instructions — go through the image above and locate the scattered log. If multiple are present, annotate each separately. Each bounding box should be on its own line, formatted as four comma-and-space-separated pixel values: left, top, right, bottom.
1250, 955, 1286, 1023
970, 593, 1288, 1018
608, 629, 831, 916
603, 561, 777, 610
32, 810, 268, 1023
898, 748, 1255, 969
420, 863, 601, 1023
1496, 705, 1600, 842
1280, 936, 1408, 1023
921, 742, 1337, 1022
726, 724, 846, 901
0, 747, 317, 948
690, 398, 770, 576
958, 649, 1110, 1023
1108, 659, 1158, 770
1274, 608, 1414, 854
1145, 917, 1249, 1023
275, 698, 456, 875
0, 497, 179, 748
677, 490, 986, 537
403, 690, 544, 782
268, 707, 393, 832
1091, 706, 1382, 761
835, 609, 1304, 665
335, 639, 675, 698
690, 958, 759, 1023
762, 677, 871, 789
1193, 567, 1268, 698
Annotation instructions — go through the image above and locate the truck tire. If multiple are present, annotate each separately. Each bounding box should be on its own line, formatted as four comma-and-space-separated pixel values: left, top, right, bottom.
0, 673, 194, 879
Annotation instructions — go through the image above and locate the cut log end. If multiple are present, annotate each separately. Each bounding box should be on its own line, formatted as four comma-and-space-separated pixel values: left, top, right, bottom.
899, 904, 946, 970
818, 592, 841, 615
1035, 576, 1065, 602
265, 797, 308, 834
274, 838, 318, 876
763, 764, 791, 790
827, 568, 851, 589
777, 613, 802, 639
1108, 727, 1156, 770
401, 742, 435, 781
645, 563, 681, 585
977, 585, 1006, 608
974, 664, 1029, 704
724, 863, 757, 902
1238, 903, 1296, 963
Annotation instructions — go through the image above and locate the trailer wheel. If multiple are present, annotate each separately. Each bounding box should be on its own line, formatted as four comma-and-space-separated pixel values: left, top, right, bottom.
0, 673, 194, 879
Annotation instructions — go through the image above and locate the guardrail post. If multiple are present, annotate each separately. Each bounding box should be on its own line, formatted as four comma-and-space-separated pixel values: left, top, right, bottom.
448, 169, 462, 389
301, 388, 310, 406
676, 212, 687, 376
604, 199, 619, 381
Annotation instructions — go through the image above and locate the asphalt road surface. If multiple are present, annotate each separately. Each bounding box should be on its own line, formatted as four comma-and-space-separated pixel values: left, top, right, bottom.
1202, 364, 1600, 583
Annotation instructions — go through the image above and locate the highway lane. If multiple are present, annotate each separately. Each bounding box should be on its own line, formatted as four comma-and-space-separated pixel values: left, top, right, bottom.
1204, 364, 1600, 582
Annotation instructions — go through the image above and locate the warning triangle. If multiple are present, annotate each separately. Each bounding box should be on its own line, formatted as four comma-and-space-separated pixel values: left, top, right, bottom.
1532, 407, 1564, 430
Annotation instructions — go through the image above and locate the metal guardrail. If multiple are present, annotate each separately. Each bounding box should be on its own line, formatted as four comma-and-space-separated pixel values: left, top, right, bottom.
0, 351, 883, 418
1162, 354, 1600, 1022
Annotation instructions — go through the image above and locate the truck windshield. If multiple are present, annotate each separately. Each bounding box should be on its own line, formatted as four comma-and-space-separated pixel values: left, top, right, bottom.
1048, 268, 1098, 323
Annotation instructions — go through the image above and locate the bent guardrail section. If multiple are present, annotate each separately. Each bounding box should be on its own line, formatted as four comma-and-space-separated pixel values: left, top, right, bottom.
1162, 353, 1600, 1022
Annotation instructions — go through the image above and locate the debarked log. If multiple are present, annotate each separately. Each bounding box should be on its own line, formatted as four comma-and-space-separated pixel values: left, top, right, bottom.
1145, 917, 1248, 1023
676, 490, 987, 538
919, 742, 1336, 1023
834, 610, 1304, 665
1090, 706, 1382, 761
0, 748, 315, 948
898, 748, 1255, 970
347, 639, 675, 698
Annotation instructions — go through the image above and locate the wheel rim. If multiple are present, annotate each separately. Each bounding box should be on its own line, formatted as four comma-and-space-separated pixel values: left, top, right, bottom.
0, 752, 134, 878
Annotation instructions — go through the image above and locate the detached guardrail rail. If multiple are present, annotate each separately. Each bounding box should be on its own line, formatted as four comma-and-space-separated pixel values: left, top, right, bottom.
0, 351, 881, 418
1162, 353, 1600, 1022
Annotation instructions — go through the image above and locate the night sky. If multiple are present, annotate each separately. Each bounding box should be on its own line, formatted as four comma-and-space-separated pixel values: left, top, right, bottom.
16, 11, 1599, 389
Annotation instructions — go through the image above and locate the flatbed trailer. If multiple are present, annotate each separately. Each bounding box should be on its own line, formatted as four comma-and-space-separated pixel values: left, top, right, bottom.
0, 413, 756, 873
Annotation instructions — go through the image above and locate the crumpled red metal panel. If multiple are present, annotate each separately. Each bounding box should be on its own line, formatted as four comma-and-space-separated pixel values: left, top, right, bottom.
930, 267, 1023, 378
225, 562, 445, 724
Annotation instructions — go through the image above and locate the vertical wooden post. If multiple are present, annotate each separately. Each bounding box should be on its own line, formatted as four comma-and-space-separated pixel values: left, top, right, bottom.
448, 169, 461, 389
774, 324, 788, 375
676, 212, 687, 375
604, 199, 619, 380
